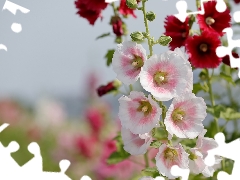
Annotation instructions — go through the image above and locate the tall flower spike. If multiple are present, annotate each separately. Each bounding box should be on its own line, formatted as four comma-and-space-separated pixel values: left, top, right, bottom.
155, 143, 189, 179
118, 91, 162, 134
112, 41, 147, 85
121, 127, 152, 155
164, 93, 207, 139
140, 48, 193, 101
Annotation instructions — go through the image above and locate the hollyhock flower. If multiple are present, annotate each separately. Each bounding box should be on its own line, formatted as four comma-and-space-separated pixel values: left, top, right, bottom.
196, 129, 218, 157
188, 149, 206, 174
140, 48, 193, 101
186, 31, 222, 68
119, 0, 137, 18
85, 108, 104, 135
75, 0, 108, 25
164, 15, 190, 50
164, 93, 207, 139
155, 143, 189, 179
118, 91, 162, 134
190, 129, 220, 177
222, 52, 239, 68
112, 41, 147, 85
121, 127, 152, 155
197, 1, 231, 36
234, 0, 240, 3
111, 16, 124, 37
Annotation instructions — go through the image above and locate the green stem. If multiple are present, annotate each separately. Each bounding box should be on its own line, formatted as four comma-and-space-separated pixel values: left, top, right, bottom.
129, 84, 133, 92
141, 0, 153, 57
111, 2, 118, 16
206, 69, 219, 132
144, 151, 149, 168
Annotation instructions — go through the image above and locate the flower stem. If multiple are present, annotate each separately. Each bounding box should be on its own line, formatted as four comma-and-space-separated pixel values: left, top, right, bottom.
144, 151, 149, 167
206, 69, 219, 132
111, 2, 118, 16
141, 0, 153, 57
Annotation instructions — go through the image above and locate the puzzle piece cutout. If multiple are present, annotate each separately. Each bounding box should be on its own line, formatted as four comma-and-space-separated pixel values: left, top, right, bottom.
216, 26, 240, 78
170, 165, 190, 180
0, 123, 92, 180
204, 132, 240, 180
174, 0, 227, 22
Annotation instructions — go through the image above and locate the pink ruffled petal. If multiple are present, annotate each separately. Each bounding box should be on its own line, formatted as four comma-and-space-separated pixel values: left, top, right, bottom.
121, 127, 152, 155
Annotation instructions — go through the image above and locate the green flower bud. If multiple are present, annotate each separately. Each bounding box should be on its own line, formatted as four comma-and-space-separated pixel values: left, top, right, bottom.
126, 0, 138, 9
146, 11, 156, 21
130, 31, 145, 42
158, 35, 172, 46
113, 79, 122, 88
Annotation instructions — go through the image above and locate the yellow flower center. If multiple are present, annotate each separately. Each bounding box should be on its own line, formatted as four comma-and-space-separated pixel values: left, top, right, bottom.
172, 108, 185, 122
132, 56, 144, 68
153, 71, 167, 85
137, 101, 152, 116
164, 148, 178, 160
205, 17, 215, 25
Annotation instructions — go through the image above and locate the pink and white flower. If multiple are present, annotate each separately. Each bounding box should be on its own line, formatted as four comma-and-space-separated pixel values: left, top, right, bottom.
164, 93, 207, 139
188, 149, 206, 174
139, 48, 193, 101
112, 41, 147, 85
196, 129, 218, 157
121, 127, 152, 155
155, 143, 189, 179
118, 91, 162, 134
189, 129, 219, 176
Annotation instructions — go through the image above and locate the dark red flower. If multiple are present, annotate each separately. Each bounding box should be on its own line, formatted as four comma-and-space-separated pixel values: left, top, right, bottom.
185, 31, 222, 68
234, 0, 240, 4
119, 0, 137, 18
164, 15, 190, 50
75, 0, 108, 25
197, 0, 231, 36
86, 108, 104, 135
97, 81, 117, 96
111, 16, 124, 37
222, 52, 239, 68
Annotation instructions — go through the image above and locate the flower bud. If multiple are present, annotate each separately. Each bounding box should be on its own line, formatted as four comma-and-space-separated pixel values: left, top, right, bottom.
158, 35, 172, 46
111, 16, 124, 37
126, 0, 138, 9
130, 31, 145, 42
97, 80, 122, 97
146, 11, 156, 21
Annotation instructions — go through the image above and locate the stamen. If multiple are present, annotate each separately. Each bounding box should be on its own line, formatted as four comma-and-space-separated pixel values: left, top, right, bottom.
182, 32, 187, 38
200, 43, 208, 53
205, 17, 215, 25
142, 106, 148, 112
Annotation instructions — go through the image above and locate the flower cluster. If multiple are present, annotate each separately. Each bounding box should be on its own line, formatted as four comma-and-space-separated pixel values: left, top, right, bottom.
164, 0, 232, 68
112, 40, 219, 178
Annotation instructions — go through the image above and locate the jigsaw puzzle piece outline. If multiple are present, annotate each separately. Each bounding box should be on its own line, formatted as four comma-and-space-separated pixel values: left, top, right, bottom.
174, 0, 227, 22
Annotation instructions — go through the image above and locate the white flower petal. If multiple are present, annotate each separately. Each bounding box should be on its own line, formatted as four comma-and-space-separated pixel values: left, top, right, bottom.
121, 127, 152, 155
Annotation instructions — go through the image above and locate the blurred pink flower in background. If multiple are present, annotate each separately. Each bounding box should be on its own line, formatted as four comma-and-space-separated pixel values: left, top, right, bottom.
0, 99, 22, 124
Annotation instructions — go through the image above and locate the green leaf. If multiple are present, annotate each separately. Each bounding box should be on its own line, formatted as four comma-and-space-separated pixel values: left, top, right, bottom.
220, 108, 240, 120
105, 49, 115, 66
193, 83, 202, 94
96, 32, 111, 40
220, 72, 235, 85
142, 167, 160, 178
193, 82, 209, 94
154, 128, 168, 140
150, 140, 161, 148
207, 105, 226, 118
107, 151, 130, 165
